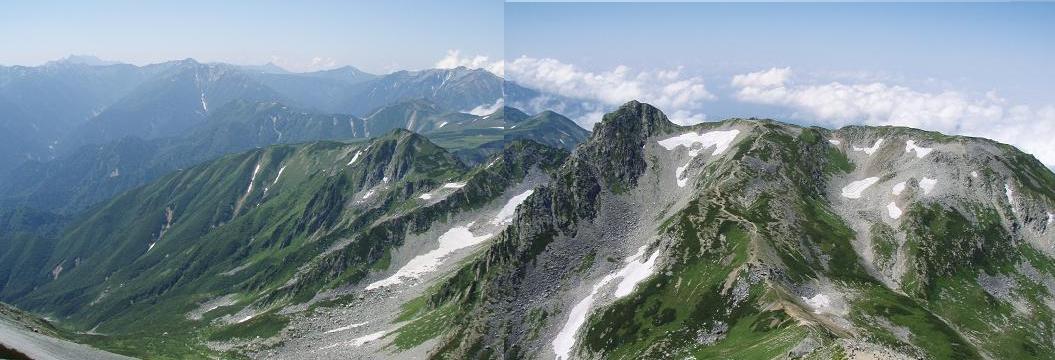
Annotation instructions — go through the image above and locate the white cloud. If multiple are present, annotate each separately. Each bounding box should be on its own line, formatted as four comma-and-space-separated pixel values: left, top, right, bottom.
731, 67, 1055, 166
435, 49, 504, 76
466, 98, 504, 116
505, 56, 715, 126
731, 67, 791, 88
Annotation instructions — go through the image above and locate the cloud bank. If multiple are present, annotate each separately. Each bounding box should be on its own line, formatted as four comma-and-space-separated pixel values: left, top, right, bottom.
732, 67, 1055, 166
505, 56, 714, 126
435, 49, 505, 76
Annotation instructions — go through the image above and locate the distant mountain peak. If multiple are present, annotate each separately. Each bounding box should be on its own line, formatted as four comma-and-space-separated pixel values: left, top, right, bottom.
46, 54, 121, 67
237, 62, 291, 74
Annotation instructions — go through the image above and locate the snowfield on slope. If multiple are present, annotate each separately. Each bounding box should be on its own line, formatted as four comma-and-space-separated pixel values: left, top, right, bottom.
852, 138, 884, 155
657, 129, 740, 187
491, 189, 534, 225
904, 140, 933, 158
841, 177, 880, 199
552, 245, 660, 360
365, 225, 493, 290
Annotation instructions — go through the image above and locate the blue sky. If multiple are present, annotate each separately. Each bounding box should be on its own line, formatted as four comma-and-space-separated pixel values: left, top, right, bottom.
506, 2, 1055, 105
0, 0, 502, 73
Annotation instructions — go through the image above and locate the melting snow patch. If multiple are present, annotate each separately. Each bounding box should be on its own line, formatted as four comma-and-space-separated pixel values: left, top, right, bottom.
442, 182, 466, 189
272, 165, 286, 185
919, 177, 938, 195
366, 225, 493, 290
553, 245, 658, 360
675, 163, 690, 188
887, 202, 903, 219
347, 150, 363, 166
613, 246, 660, 298
841, 177, 880, 199
828, 139, 841, 145
657, 129, 740, 156
1048, 212, 1054, 225
324, 322, 368, 334
904, 140, 933, 158
438, 121, 448, 128
419, 193, 433, 200
892, 181, 907, 196
321, 330, 390, 350
147, 242, 156, 251
657, 130, 740, 186
1006, 183, 1017, 213
492, 190, 534, 225
246, 163, 261, 195
971, 171, 979, 178
361, 189, 375, 199
852, 138, 884, 155
802, 294, 832, 314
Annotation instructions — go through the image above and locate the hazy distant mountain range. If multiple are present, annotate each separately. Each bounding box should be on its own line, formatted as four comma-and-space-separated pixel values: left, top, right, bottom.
0, 57, 539, 176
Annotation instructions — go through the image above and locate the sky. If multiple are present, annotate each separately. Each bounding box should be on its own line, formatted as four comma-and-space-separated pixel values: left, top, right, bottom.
498, 2, 1055, 165
0, 0, 503, 73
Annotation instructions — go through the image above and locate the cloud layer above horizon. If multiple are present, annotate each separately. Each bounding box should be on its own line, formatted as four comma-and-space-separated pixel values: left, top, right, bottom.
731, 67, 1055, 166
439, 50, 1054, 166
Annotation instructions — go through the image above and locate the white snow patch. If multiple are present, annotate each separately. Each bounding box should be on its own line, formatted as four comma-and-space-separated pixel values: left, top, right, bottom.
347, 150, 363, 166
321, 330, 390, 350
892, 181, 907, 196
324, 322, 368, 334
419, 193, 433, 200
438, 121, 448, 128
657, 130, 740, 187
887, 202, 903, 219
971, 171, 979, 178
613, 246, 660, 298
486, 158, 499, 168
361, 189, 375, 199
246, 163, 261, 196
1006, 183, 1017, 213
272, 165, 286, 185
904, 140, 933, 158
492, 190, 535, 225
552, 245, 658, 360
1048, 212, 1053, 225
442, 182, 466, 189
852, 138, 884, 155
147, 242, 156, 251
657, 129, 741, 156
675, 163, 690, 188
382, 176, 389, 183
841, 177, 880, 199
919, 177, 938, 195
200, 92, 208, 112
828, 139, 841, 145
802, 294, 832, 314
366, 225, 493, 290
490, 126, 505, 129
